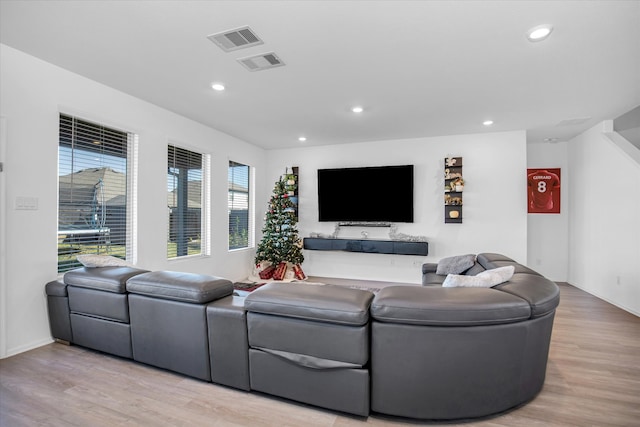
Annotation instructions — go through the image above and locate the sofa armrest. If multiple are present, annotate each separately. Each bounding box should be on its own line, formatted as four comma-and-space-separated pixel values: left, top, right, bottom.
422, 263, 437, 274
421, 263, 445, 286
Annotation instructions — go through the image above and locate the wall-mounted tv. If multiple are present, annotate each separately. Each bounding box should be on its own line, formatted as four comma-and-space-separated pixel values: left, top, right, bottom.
317, 165, 414, 223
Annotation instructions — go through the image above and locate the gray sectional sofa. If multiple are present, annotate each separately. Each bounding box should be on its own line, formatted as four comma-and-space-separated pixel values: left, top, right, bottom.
45, 253, 560, 421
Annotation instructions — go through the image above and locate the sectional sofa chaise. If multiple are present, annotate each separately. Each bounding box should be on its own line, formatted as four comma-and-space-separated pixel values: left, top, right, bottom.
45, 252, 559, 420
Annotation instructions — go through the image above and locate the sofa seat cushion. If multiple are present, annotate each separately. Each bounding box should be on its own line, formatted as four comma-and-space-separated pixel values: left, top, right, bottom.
371, 286, 531, 326
64, 266, 149, 293
126, 271, 233, 304
244, 282, 374, 326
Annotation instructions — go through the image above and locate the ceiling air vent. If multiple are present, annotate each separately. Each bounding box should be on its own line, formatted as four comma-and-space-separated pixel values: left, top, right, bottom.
237, 52, 285, 72
556, 117, 592, 126
207, 26, 263, 52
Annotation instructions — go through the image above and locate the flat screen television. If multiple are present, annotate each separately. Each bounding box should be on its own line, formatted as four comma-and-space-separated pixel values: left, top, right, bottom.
317, 165, 414, 223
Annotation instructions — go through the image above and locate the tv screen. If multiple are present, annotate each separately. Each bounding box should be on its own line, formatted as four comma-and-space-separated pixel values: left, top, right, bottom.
317, 165, 414, 223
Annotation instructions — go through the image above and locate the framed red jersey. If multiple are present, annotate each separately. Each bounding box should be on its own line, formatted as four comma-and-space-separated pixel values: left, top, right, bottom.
527, 168, 561, 214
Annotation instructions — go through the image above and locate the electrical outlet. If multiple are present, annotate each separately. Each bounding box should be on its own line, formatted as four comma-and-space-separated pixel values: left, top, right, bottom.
616, 276, 621, 285
15, 196, 38, 210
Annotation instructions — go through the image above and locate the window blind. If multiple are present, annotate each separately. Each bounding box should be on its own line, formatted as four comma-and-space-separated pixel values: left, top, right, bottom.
228, 161, 250, 250
167, 144, 203, 258
58, 114, 129, 272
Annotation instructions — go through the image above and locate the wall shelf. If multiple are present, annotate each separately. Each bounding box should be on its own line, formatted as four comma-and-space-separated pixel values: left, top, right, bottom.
303, 237, 428, 256
444, 157, 463, 223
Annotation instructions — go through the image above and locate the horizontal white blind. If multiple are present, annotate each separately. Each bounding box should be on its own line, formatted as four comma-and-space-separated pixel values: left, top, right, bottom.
167, 144, 203, 258
229, 161, 250, 250
58, 114, 129, 272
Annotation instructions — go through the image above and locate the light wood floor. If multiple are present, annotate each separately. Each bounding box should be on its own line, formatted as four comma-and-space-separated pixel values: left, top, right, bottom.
1, 283, 638, 426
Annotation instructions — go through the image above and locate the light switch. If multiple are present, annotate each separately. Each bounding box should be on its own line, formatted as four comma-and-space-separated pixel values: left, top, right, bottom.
15, 196, 39, 210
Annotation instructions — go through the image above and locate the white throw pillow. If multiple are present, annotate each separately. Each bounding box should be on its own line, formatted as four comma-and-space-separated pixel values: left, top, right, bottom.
76, 254, 131, 268
478, 265, 515, 283
442, 265, 515, 288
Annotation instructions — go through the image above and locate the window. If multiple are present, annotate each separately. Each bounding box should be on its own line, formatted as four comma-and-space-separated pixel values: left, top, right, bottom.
228, 161, 251, 250
58, 114, 135, 273
167, 144, 208, 258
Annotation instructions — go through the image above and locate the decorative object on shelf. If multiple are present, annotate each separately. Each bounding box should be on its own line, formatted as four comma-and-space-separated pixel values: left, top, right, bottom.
338, 222, 391, 227
450, 177, 464, 192
284, 166, 299, 219
254, 169, 305, 280
309, 231, 335, 239
309, 223, 340, 239
445, 156, 459, 167
310, 222, 427, 242
284, 168, 297, 196
388, 224, 427, 242
444, 157, 463, 223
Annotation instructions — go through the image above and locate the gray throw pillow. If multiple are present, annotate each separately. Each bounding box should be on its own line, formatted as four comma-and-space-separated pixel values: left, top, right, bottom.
76, 254, 131, 268
436, 254, 476, 275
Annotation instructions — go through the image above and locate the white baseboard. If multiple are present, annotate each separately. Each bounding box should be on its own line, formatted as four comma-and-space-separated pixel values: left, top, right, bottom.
1, 337, 54, 359
568, 282, 640, 317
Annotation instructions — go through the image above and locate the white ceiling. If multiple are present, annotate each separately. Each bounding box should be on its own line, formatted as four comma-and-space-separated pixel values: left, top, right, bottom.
1, 0, 639, 150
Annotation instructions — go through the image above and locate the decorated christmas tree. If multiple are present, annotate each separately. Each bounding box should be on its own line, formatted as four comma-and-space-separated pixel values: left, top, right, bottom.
254, 171, 306, 281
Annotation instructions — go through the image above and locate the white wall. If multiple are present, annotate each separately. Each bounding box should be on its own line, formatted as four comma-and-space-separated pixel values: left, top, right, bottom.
0, 44, 267, 357
527, 141, 570, 281
266, 131, 528, 284
568, 122, 640, 316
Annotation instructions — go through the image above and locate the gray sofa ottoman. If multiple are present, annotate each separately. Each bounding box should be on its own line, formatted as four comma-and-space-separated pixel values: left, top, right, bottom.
63, 266, 149, 358
126, 271, 233, 381
244, 282, 375, 416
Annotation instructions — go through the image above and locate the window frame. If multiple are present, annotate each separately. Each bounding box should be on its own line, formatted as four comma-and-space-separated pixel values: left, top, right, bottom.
167, 143, 210, 260
57, 113, 137, 273
228, 160, 253, 251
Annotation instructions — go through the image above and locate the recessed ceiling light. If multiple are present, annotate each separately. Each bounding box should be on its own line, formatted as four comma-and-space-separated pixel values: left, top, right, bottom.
211, 83, 225, 91
351, 106, 364, 113
483, 120, 494, 126
527, 25, 553, 42
298, 137, 307, 142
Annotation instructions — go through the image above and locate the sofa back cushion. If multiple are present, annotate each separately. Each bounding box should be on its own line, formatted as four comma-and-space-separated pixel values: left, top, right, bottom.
476, 253, 560, 318
371, 286, 531, 326
64, 266, 149, 293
